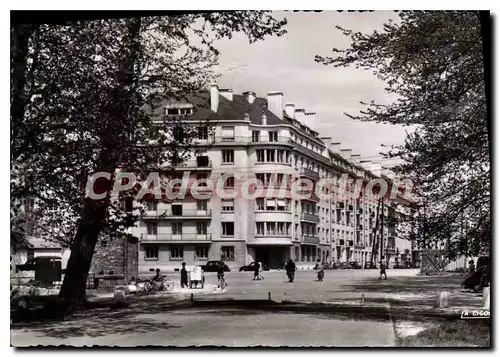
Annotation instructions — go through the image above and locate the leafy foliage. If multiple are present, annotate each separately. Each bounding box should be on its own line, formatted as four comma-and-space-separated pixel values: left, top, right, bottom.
10, 12, 287, 301
315, 11, 489, 256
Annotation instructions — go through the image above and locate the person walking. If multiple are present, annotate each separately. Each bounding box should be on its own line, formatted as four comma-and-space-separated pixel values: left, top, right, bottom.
258, 261, 264, 280
285, 259, 296, 282
180, 262, 189, 288
379, 257, 388, 280
253, 261, 261, 280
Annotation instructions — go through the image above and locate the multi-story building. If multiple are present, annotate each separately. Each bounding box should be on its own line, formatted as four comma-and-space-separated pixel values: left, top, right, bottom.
133, 85, 416, 272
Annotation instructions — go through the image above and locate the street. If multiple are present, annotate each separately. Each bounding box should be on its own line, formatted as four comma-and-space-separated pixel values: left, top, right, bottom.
11, 269, 430, 347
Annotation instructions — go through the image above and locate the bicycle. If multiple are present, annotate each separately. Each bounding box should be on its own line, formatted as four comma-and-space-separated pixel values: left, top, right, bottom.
217, 275, 227, 290
143, 277, 174, 293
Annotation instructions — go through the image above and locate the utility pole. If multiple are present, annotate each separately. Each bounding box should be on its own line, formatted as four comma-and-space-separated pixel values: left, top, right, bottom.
370, 198, 382, 266
380, 199, 385, 262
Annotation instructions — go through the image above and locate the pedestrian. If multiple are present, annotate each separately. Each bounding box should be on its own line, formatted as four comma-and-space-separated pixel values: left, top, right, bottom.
258, 261, 264, 280
253, 261, 261, 280
285, 259, 296, 282
379, 257, 387, 280
317, 267, 324, 282
180, 262, 189, 288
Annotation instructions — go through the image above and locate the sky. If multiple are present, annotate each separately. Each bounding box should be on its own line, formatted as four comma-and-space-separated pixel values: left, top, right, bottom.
211, 10, 408, 169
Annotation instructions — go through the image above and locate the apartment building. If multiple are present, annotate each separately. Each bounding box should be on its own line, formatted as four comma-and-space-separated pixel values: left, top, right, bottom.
133, 85, 416, 273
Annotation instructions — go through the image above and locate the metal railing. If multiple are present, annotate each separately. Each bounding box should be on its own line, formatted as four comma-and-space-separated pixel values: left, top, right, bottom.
141, 233, 212, 241
197, 136, 294, 145
298, 167, 320, 180
142, 209, 212, 218
302, 235, 320, 244
300, 213, 320, 223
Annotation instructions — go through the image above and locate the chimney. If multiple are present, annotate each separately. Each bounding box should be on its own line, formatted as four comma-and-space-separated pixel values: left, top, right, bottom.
340, 149, 352, 160
220, 88, 233, 101
330, 142, 341, 153
267, 91, 283, 120
261, 113, 267, 126
243, 91, 256, 104
210, 84, 219, 112
294, 109, 305, 124
304, 112, 317, 131
285, 104, 295, 119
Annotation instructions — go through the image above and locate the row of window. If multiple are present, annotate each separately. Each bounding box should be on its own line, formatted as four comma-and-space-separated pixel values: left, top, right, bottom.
255, 149, 292, 164
179, 124, 368, 180
146, 222, 208, 235
144, 245, 235, 261
255, 222, 292, 236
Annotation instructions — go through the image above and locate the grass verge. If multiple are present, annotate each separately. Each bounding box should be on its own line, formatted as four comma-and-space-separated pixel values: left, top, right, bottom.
397, 319, 491, 347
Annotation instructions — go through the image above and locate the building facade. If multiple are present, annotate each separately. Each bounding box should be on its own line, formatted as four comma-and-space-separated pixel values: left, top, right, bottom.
133, 85, 416, 273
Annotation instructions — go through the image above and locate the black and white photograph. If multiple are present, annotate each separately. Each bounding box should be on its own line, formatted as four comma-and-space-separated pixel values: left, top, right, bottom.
9, 9, 491, 348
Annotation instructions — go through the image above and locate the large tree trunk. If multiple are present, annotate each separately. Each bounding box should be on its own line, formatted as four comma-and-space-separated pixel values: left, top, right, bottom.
59, 18, 142, 303
59, 200, 108, 302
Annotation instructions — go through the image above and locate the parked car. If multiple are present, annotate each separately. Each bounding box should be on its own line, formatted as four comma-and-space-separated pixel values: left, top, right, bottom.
349, 261, 362, 269
201, 261, 230, 272
331, 262, 340, 270
313, 262, 331, 270
463, 264, 491, 293
364, 261, 376, 269
340, 262, 350, 270
239, 262, 270, 272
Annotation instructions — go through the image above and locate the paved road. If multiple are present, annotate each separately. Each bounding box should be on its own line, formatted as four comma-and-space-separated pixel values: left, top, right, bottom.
12, 269, 421, 347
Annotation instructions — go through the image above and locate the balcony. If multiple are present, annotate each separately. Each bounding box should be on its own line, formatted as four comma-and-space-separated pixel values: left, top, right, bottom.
141, 233, 212, 242
300, 212, 320, 223
302, 235, 320, 245
205, 136, 293, 146
249, 136, 294, 145
299, 167, 320, 181
142, 209, 212, 220
355, 243, 366, 250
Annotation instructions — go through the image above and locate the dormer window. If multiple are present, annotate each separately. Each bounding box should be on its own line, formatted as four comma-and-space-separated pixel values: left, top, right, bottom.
244, 113, 250, 121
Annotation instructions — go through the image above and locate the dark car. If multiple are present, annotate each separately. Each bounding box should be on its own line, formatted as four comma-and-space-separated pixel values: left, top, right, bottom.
340, 262, 350, 270
201, 261, 230, 273
463, 265, 490, 292
331, 262, 340, 269
364, 261, 376, 269
239, 262, 269, 272
349, 261, 362, 269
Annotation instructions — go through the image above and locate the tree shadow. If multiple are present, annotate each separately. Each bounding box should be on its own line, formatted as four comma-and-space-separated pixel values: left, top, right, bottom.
343, 276, 467, 295
22, 317, 182, 339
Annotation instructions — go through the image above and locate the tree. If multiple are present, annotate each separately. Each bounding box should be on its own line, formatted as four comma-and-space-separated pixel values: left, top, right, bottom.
10, 12, 287, 302
315, 11, 489, 257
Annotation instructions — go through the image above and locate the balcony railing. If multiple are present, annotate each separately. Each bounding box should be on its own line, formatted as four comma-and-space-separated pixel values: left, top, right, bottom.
141, 233, 212, 241
201, 136, 293, 145
300, 213, 320, 223
302, 235, 320, 244
298, 167, 320, 181
142, 209, 212, 219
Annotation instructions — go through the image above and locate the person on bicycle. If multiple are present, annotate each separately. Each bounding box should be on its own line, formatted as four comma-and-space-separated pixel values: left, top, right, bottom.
152, 268, 163, 282
217, 261, 226, 288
